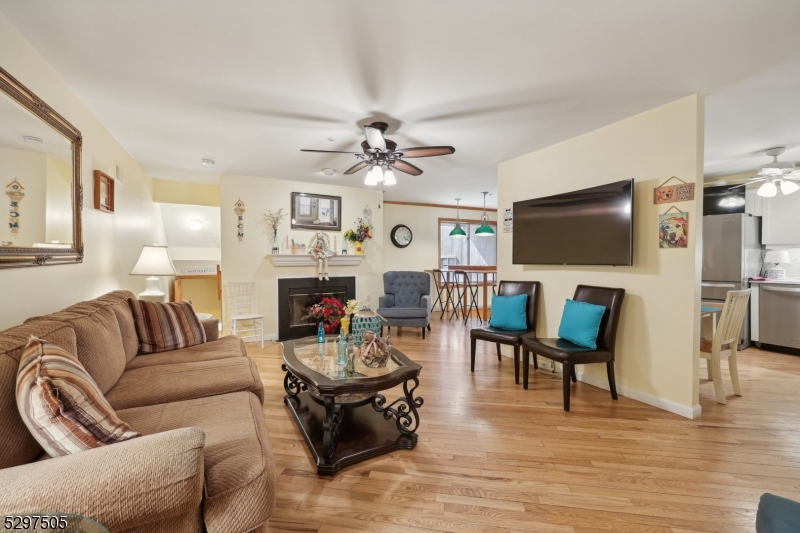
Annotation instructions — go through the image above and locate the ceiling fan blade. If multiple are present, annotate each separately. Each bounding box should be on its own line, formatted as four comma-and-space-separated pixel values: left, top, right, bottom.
395, 146, 455, 158
363, 126, 387, 151
343, 161, 370, 175
393, 159, 423, 176
301, 149, 362, 154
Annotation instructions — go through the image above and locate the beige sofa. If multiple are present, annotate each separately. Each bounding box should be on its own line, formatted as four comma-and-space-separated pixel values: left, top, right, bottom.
0, 290, 275, 532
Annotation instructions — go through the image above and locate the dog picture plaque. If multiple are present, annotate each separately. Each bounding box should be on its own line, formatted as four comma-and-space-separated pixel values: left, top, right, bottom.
659, 208, 689, 249
654, 176, 694, 204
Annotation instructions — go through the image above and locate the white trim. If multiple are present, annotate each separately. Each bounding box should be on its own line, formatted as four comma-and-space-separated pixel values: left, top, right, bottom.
269, 254, 365, 266
576, 370, 701, 420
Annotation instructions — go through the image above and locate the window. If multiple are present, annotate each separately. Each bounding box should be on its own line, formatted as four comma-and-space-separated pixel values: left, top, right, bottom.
439, 219, 497, 268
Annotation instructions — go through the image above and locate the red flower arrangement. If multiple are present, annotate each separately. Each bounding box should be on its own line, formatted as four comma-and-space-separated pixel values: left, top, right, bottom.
308, 297, 346, 333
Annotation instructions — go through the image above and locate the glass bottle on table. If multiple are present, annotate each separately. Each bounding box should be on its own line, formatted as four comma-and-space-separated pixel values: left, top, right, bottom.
317, 322, 325, 360
346, 335, 355, 375
337, 331, 348, 366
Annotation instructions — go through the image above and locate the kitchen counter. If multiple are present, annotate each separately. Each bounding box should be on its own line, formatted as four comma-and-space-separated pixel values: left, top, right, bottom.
749, 279, 800, 285
749, 280, 800, 348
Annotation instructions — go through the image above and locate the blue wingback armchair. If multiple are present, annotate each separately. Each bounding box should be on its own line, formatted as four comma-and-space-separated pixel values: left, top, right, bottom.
377, 271, 432, 339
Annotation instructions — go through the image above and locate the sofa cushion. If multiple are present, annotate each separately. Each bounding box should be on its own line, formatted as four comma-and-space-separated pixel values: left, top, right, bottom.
98, 296, 139, 363
377, 307, 428, 319
105, 357, 264, 410
27, 305, 127, 394
16, 338, 140, 457
125, 335, 246, 370
128, 299, 207, 354
118, 392, 276, 533
0, 321, 76, 468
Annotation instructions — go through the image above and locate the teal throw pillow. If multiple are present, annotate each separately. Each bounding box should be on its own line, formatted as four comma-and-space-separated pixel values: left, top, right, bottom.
557, 299, 606, 349
489, 294, 528, 331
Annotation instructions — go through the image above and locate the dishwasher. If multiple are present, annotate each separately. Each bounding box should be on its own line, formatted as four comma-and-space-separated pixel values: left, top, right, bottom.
760, 283, 800, 350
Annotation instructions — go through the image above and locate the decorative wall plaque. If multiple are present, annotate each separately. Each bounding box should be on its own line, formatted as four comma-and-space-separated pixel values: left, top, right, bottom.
654, 176, 694, 204
234, 198, 245, 243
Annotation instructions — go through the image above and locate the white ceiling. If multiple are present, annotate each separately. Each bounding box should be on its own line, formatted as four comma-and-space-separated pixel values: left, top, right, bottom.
2, 0, 800, 207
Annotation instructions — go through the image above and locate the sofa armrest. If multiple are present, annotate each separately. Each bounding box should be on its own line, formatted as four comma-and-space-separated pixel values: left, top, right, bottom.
201, 317, 220, 341
0, 428, 205, 531
379, 294, 395, 309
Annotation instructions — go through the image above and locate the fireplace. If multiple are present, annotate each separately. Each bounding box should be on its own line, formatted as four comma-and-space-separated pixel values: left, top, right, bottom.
278, 277, 356, 341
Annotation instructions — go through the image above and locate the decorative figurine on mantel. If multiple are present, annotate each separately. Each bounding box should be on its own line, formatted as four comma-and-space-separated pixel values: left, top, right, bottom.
308, 231, 336, 280
263, 208, 287, 254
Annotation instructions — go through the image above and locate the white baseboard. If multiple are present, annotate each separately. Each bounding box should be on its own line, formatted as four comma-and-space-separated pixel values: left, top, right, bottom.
576, 370, 701, 420
501, 349, 701, 419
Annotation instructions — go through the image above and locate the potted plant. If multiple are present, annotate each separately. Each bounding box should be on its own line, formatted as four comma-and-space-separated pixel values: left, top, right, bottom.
307, 296, 346, 334
343, 218, 374, 255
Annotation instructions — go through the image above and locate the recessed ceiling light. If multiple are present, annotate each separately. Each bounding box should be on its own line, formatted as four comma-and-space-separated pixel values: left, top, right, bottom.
322, 168, 336, 176
189, 219, 203, 231
22, 135, 43, 144
201, 158, 215, 166
327, 138, 335, 142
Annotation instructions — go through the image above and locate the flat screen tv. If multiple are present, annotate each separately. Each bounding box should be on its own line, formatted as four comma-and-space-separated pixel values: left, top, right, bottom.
512, 179, 634, 266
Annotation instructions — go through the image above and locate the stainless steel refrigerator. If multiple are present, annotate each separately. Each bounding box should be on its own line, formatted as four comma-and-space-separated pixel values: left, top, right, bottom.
701, 213, 761, 349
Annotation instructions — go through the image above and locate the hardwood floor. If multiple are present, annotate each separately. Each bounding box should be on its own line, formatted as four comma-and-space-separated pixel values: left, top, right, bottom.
248, 317, 800, 533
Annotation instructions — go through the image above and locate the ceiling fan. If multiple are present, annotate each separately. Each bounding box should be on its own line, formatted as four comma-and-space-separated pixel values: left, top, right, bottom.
301, 121, 455, 185
730, 147, 800, 197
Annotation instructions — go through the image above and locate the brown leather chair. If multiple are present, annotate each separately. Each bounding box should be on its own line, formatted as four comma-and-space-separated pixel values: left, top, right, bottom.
470, 281, 540, 384
521, 285, 625, 411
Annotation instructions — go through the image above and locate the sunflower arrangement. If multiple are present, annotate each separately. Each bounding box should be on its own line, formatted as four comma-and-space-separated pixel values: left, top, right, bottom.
343, 218, 374, 243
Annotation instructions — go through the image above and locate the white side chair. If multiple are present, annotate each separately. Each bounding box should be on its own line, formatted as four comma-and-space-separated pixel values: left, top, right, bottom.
227, 281, 264, 348
700, 289, 750, 405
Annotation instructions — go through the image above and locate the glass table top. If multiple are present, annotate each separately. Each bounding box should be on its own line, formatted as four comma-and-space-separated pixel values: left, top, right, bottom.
292, 337, 404, 382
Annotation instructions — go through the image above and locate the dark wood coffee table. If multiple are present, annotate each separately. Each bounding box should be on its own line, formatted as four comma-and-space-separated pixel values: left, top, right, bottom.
281, 337, 423, 475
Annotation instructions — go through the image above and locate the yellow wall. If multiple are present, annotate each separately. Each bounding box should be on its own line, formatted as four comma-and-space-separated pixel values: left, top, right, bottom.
152, 178, 220, 207
0, 12, 167, 329
497, 95, 704, 418
220, 174, 384, 337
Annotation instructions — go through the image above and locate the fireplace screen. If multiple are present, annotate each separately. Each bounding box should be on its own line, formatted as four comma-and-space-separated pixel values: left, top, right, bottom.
289, 291, 347, 328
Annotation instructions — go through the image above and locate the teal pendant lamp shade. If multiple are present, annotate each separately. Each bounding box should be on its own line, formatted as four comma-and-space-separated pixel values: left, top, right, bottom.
475, 191, 495, 236
449, 198, 467, 238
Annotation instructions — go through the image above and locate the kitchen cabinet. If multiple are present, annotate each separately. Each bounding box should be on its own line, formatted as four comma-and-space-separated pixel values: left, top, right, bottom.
762, 191, 800, 245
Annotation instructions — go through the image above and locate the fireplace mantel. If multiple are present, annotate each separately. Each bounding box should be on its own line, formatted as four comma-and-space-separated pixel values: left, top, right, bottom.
268, 254, 365, 267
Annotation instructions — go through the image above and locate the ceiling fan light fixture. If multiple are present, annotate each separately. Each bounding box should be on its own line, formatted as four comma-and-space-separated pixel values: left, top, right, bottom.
364, 165, 383, 186
757, 179, 777, 198
383, 168, 396, 186
781, 179, 800, 195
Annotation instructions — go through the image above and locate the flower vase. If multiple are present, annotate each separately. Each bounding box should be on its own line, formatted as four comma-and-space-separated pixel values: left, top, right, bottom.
354, 241, 365, 255
323, 321, 340, 335
271, 231, 280, 255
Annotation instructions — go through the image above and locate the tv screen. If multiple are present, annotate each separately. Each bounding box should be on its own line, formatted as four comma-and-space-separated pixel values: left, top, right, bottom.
512, 179, 634, 266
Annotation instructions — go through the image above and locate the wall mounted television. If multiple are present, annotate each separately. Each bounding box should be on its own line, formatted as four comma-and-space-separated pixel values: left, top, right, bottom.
512, 179, 634, 266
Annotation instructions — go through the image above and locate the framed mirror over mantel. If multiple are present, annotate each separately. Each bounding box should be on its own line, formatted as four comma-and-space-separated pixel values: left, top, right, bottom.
0, 65, 83, 268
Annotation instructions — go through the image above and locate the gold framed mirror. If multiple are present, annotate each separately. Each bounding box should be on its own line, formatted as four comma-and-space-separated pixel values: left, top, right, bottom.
0, 66, 83, 268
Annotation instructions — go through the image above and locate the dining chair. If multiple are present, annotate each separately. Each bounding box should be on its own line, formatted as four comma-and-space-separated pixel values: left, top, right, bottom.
701, 289, 750, 404
522, 285, 625, 411
470, 281, 540, 384
453, 270, 483, 324
227, 281, 264, 348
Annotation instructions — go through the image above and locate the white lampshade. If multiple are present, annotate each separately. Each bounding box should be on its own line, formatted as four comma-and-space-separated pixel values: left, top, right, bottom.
383, 168, 396, 185
757, 179, 777, 197
130, 245, 177, 276
364, 165, 383, 185
781, 180, 800, 195
764, 249, 791, 264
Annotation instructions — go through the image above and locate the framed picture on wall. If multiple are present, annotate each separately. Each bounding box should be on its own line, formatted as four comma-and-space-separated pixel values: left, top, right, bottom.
291, 192, 341, 231
93, 170, 115, 213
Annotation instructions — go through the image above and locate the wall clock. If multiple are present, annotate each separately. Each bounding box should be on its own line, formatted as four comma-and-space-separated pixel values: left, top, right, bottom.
390, 224, 412, 248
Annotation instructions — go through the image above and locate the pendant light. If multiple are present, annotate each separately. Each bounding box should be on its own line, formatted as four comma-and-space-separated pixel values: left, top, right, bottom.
449, 198, 467, 238
475, 191, 495, 236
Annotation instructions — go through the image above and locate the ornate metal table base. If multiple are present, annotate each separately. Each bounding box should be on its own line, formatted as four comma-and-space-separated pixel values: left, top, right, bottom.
283, 366, 422, 476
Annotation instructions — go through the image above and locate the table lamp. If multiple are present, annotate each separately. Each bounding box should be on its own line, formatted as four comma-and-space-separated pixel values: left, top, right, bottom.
764, 249, 791, 280
130, 245, 176, 301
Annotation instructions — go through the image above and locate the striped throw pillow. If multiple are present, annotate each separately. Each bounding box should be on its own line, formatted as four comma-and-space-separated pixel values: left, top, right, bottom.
127, 299, 207, 354
16, 337, 140, 457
